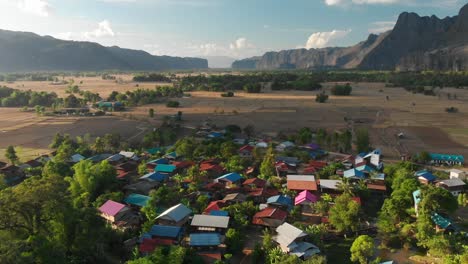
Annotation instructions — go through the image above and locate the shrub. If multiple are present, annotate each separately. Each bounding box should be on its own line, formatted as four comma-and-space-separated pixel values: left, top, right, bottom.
166, 101, 180, 108
221, 91, 234, 97
243, 83, 261, 93
331, 83, 353, 96
316, 93, 329, 103
446, 107, 458, 113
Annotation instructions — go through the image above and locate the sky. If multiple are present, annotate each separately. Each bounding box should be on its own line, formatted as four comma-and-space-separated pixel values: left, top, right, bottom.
0, 0, 465, 59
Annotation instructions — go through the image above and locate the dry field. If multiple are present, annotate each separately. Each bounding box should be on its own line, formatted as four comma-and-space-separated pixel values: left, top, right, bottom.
1, 76, 468, 161
0, 75, 171, 98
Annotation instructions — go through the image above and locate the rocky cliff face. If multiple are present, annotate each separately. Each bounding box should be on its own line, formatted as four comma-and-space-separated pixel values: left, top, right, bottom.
233, 3, 468, 71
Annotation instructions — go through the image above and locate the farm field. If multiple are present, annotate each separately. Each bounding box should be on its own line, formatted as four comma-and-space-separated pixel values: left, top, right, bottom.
1, 76, 468, 162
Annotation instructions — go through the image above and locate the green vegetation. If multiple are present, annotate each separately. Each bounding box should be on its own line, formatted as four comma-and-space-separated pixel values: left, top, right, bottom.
331, 83, 353, 96
0, 86, 59, 107
350, 235, 375, 264
166, 101, 180, 108
133, 73, 171, 82
315, 92, 329, 103
4, 146, 18, 165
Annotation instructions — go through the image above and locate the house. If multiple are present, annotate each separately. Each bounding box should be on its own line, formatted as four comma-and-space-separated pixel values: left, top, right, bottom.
318, 179, 342, 193
148, 225, 183, 241
276, 141, 295, 152
99, 200, 131, 223
366, 181, 387, 192
139, 224, 184, 253
431, 212, 454, 232
215, 172, 243, 187
124, 193, 151, 207
124, 180, 159, 195
238, 145, 254, 158
106, 154, 125, 165
287, 175, 318, 191
243, 178, 266, 188
246, 187, 279, 203
19, 159, 43, 170
450, 169, 466, 180
415, 170, 436, 185
252, 207, 288, 228
274, 223, 320, 260
430, 153, 464, 166
276, 161, 297, 176
222, 193, 247, 203
87, 153, 113, 163
363, 149, 382, 168
344, 168, 366, 179
197, 251, 223, 264
191, 215, 230, 232
203, 201, 228, 215
155, 164, 177, 174
116, 161, 139, 179
139, 171, 170, 182
436, 179, 466, 196
200, 160, 225, 177
172, 161, 195, 171
156, 203, 192, 226
70, 153, 86, 163
119, 151, 139, 161
277, 157, 300, 166
189, 233, 222, 247
0, 164, 25, 186
294, 190, 319, 206
267, 195, 293, 210
209, 210, 229, 217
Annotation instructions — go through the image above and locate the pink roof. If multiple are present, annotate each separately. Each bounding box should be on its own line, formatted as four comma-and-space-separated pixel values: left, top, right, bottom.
294, 190, 319, 205
99, 200, 126, 216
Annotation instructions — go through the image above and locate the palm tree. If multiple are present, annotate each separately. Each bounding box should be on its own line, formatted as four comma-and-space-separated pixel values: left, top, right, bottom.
337, 177, 355, 196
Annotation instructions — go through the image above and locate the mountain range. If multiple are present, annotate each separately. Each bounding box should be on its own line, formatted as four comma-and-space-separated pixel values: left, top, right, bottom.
0, 30, 208, 72
233, 3, 468, 71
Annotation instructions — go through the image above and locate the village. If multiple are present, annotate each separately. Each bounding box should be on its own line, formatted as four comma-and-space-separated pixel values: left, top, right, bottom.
1, 118, 466, 264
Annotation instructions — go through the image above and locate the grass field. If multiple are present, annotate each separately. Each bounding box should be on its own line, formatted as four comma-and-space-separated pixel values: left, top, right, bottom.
1, 76, 468, 163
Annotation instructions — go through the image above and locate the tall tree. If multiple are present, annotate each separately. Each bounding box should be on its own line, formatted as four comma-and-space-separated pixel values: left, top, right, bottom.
350, 235, 375, 264
5, 146, 18, 165
329, 194, 360, 233
355, 128, 370, 153
260, 145, 276, 179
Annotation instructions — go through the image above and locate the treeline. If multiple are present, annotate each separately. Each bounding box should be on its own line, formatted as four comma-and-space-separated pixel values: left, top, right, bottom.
133, 73, 171, 82
107, 86, 184, 106
0, 86, 60, 107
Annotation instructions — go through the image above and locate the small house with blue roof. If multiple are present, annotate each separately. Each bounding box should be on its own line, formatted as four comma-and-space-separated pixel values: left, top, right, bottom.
139, 171, 169, 182
148, 225, 183, 240
189, 233, 222, 247
267, 195, 293, 210
215, 172, 243, 187
124, 193, 151, 207
431, 212, 454, 232
344, 168, 366, 179
415, 170, 436, 184
155, 164, 177, 174
156, 203, 192, 226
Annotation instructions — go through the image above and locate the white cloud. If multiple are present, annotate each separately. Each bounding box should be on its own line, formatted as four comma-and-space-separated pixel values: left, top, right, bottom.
369, 21, 396, 33
17, 0, 52, 17
305, 29, 351, 49
229, 37, 254, 50
324, 0, 463, 7
83, 20, 115, 39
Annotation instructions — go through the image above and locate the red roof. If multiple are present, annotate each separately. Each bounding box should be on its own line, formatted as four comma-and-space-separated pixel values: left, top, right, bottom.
239, 145, 254, 152
303, 166, 317, 174
203, 200, 227, 214
352, 197, 362, 205
200, 162, 225, 174
198, 252, 222, 263
367, 183, 387, 191
287, 180, 318, 191
172, 161, 195, 169
242, 178, 266, 188
254, 207, 287, 220
308, 161, 327, 169
139, 238, 174, 253
247, 187, 279, 198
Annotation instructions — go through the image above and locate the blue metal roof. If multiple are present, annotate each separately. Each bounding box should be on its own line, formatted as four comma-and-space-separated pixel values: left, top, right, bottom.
148, 225, 182, 238
415, 170, 436, 182
140, 171, 169, 182
124, 193, 150, 207
216, 172, 243, 182
355, 165, 375, 173
344, 169, 365, 179
267, 195, 292, 207
156, 203, 192, 222
155, 164, 176, 173
189, 233, 221, 246
430, 153, 464, 163
209, 210, 229, 217
147, 158, 169, 165
207, 132, 224, 138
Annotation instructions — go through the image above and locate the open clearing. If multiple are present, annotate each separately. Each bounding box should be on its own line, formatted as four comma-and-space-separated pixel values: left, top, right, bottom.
1, 77, 468, 162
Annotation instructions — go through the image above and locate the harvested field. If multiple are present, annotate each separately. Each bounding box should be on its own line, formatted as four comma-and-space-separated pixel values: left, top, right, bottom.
1, 76, 468, 161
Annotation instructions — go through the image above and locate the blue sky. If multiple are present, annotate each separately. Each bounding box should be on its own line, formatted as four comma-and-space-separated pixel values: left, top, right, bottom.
0, 0, 465, 59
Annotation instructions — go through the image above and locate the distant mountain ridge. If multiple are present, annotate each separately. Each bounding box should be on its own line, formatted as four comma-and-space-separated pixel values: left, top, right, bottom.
0, 29, 208, 72
233, 3, 468, 71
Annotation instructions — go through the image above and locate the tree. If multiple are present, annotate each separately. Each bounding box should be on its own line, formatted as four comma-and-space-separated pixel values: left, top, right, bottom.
355, 128, 370, 153
298, 127, 313, 144
350, 235, 375, 264
93, 137, 105, 153
148, 108, 154, 118
260, 145, 276, 179
243, 125, 255, 138
329, 194, 360, 233
315, 92, 329, 103
225, 228, 243, 252
5, 146, 18, 165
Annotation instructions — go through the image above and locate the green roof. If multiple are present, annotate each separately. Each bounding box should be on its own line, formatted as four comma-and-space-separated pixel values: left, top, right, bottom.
124, 193, 150, 207
431, 213, 452, 229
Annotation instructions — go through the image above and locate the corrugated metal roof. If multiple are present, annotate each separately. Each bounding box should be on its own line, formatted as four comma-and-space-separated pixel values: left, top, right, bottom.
140, 171, 169, 182
148, 225, 182, 238
209, 210, 229, 217
287, 175, 316, 182
430, 153, 464, 163
155, 164, 176, 173
344, 169, 365, 179
156, 203, 192, 222
431, 213, 452, 229
274, 222, 307, 248
189, 233, 221, 246
267, 195, 292, 208
319, 179, 342, 190
216, 172, 243, 183
191, 214, 230, 228
99, 200, 126, 216
124, 193, 150, 207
